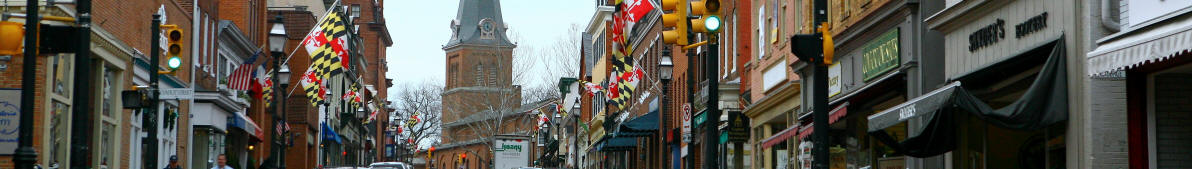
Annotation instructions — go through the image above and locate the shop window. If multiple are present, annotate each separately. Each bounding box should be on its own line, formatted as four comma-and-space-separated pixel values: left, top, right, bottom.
98, 64, 122, 169
51, 54, 72, 95
50, 101, 70, 168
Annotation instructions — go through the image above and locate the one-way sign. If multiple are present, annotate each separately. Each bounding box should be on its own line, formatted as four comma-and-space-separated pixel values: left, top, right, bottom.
159, 88, 194, 100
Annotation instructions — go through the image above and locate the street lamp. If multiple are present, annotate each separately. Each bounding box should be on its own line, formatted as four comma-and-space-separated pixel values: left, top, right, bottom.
269, 15, 287, 169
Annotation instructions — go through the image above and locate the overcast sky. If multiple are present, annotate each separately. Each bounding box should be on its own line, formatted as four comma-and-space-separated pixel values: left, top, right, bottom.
383, 0, 595, 95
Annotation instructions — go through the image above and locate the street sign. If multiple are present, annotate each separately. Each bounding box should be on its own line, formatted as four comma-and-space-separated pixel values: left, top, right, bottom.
681, 103, 692, 143
159, 88, 194, 100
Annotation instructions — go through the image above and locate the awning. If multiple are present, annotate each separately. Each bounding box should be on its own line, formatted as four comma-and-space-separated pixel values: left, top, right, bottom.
759, 124, 800, 149
795, 102, 850, 140
1088, 16, 1192, 76
596, 136, 637, 152
228, 112, 264, 140
322, 122, 343, 144
615, 108, 659, 137
867, 39, 1068, 157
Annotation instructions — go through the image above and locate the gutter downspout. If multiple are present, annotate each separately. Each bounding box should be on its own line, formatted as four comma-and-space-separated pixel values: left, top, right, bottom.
1101, 0, 1121, 32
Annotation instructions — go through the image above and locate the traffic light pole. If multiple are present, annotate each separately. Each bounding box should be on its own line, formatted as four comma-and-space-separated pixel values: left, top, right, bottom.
811, 0, 829, 168
70, 0, 95, 167
145, 14, 161, 169
14, 0, 40, 167
702, 33, 720, 169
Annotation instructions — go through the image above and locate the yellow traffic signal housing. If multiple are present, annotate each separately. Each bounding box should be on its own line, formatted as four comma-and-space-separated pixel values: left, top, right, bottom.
661, 0, 688, 45
689, 0, 722, 33
819, 22, 834, 65
0, 21, 23, 55
161, 24, 184, 74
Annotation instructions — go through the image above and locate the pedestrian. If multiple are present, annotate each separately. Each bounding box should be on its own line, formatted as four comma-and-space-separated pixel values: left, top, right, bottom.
165, 155, 184, 169
212, 154, 233, 169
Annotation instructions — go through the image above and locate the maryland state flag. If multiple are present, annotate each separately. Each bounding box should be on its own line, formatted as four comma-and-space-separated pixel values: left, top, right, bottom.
300, 70, 326, 107
607, 55, 644, 110
302, 11, 349, 80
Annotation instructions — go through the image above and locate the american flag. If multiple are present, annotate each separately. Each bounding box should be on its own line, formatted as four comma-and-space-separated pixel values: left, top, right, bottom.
228, 51, 261, 90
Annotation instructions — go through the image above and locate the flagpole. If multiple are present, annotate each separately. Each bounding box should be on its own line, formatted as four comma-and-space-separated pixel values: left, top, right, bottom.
282, 0, 342, 99
282, 0, 345, 66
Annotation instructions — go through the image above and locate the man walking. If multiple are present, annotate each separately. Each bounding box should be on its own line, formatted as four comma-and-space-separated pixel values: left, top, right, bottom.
165, 155, 184, 169
212, 154, 233, 169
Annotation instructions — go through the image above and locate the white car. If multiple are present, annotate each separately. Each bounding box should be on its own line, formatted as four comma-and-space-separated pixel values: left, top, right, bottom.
369, 162, 411, 169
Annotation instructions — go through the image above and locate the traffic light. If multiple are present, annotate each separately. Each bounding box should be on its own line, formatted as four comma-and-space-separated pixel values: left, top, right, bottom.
0, 21, 23, 55
162, 24, 183, 74
690, 0, 721, 33
791, 23, 835, 65
661, 0, 688, 45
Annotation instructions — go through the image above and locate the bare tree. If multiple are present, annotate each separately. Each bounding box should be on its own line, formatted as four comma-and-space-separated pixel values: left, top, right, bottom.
392, 81, 444, 149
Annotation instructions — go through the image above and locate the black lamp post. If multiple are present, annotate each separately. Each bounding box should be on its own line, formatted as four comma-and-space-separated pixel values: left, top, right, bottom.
658, 54, 672, 169
268, 15, 288, 169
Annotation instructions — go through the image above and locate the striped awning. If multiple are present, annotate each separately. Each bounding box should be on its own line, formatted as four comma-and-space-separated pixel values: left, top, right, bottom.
1088, 18, 1192, 76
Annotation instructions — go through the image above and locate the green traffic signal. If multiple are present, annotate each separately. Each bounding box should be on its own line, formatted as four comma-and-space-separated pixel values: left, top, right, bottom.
167, 56, 182, 70
705, 15, 721, 32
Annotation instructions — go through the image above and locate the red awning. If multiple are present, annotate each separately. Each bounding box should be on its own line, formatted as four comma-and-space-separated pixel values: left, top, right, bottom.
797, 103, 849, 140
760, 124, 801, 149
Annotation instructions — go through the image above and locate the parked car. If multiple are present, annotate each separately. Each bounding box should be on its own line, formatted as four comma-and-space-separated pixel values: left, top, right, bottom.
369, 162, 411, 169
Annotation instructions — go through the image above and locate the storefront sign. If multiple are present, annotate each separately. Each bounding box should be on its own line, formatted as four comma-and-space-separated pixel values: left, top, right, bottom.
726, 112, 749, 142
1015, 12, 1048, 39
0, 89, 19, 154
862, 29, 901, 81
828, 63, 842, 97
879, 157, 906, 169
968, 19, 1006, 52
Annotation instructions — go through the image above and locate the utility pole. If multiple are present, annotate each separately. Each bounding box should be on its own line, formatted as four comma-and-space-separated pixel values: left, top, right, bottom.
702, 33, 720, 169
810, 0, 829, 167
145, 14, 162, 169
790, 0, 831, 168
70, 0, 95, 168
13, 0, 41, 167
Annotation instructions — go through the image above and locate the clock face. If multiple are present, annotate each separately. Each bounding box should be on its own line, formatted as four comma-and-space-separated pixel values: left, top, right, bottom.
481, 19, 495, 32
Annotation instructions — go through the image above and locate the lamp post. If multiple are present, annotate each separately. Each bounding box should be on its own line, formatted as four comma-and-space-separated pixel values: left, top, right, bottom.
268, 15, 288, 169
658, 54, 673, 169
14, 0, 41, 168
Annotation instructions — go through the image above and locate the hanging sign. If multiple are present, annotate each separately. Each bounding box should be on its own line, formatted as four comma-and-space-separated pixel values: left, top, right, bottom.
0, 89, 20, 154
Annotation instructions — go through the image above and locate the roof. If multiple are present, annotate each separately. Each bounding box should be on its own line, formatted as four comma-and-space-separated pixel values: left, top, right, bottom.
443, 0, 516, 48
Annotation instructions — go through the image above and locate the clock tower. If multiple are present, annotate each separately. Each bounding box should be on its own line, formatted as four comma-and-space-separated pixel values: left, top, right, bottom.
440, 0, 522, 143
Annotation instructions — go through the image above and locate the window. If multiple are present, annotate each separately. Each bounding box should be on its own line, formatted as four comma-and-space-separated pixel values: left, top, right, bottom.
49, 101, 69, 168
97, 65, 122, 169
51, 54, 72, 95
475, 63, 484, 86
351, 4, 362, 19
758, 5, 766, 59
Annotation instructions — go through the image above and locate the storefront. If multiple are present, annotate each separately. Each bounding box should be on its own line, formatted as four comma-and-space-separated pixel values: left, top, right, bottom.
785, 0, 947, 166
227, 111, 264, 169
192, 89, 243, 169
1085, 0, 1192, 168
864, 0, 1083, 168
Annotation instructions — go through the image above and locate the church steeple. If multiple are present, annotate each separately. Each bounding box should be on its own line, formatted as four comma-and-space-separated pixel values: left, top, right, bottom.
445, 0, 515, 48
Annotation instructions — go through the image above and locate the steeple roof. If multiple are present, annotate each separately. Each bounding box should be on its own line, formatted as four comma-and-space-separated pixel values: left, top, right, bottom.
445, 0, 516, 48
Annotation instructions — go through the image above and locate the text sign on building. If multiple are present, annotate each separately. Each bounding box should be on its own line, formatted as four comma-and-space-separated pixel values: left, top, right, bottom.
862, 29, 900, 81
828, 63, 842, 97
159, 88, 195, 100
0, 89, 20, 154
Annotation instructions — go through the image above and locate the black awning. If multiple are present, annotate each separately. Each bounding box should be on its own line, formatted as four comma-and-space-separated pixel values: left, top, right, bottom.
866, 39, 1069, 157
615, 108, 660, 137
597, 136, 638, 152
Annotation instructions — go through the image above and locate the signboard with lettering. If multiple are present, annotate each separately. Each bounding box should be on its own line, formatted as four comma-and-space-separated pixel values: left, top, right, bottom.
494, 138, 531, 169
0, 89, 18, 154
828, 63, 842, 97
862, 29, 900, 81
159, 88, 194, 100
